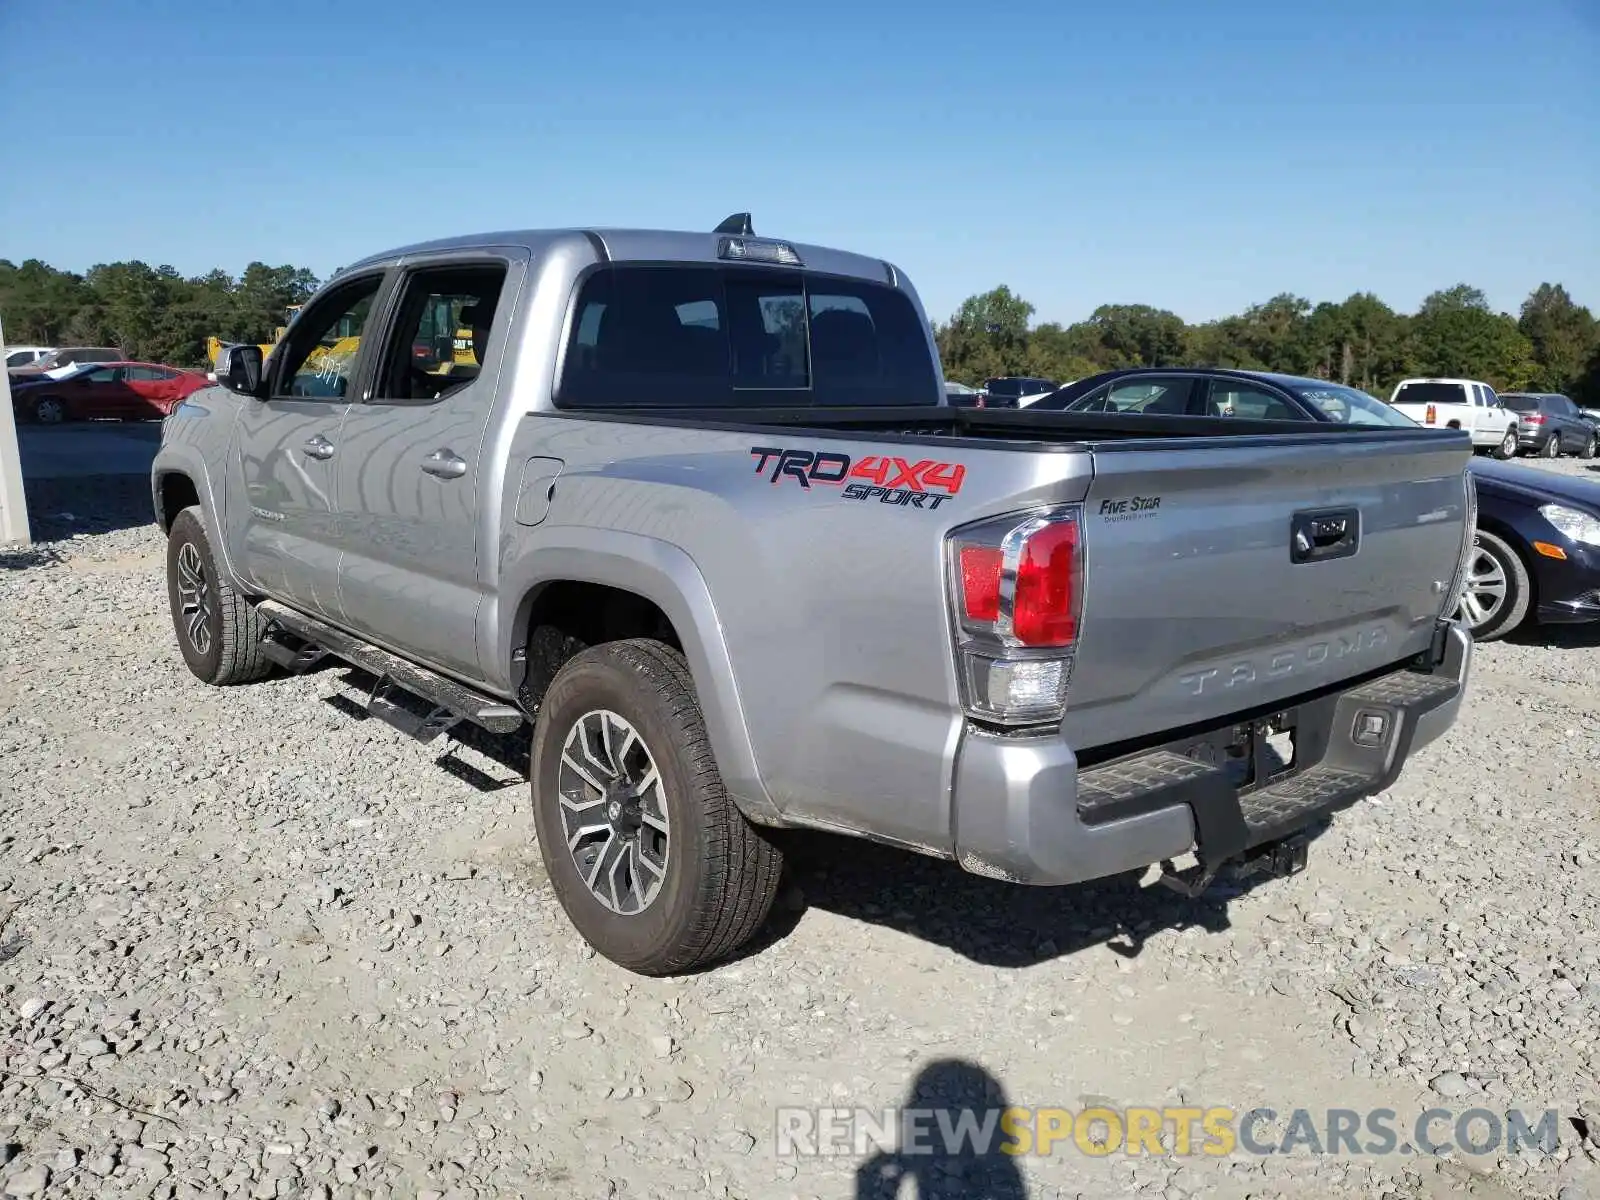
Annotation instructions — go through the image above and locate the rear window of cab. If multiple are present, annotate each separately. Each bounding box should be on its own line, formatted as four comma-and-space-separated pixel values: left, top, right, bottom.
1393, 382, 1468, 406
555, 265, 940, 408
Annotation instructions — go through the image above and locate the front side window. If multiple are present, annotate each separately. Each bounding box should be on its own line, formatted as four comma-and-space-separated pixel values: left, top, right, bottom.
84, 367, 119, 384
1209, 381, 1303, 420
277, 276, 383, 399
557, 266, 938, 408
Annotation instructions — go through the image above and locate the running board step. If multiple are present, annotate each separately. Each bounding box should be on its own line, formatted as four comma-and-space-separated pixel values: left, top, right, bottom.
255, 600, 525, 741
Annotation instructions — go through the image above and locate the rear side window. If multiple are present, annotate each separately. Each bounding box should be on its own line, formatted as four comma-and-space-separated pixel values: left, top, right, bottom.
557, 265, 938, 408
1394, 382, 1468, 407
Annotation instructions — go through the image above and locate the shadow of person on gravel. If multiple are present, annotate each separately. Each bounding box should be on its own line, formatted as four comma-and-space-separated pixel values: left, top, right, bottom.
767, 818, 1332, 969
855, 1059, 1028, 1200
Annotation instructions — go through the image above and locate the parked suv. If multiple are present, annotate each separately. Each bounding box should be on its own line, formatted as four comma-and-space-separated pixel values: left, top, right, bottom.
1499, 392, 1597, 459
9, 345, 127, 383
153, 217, 1475, 975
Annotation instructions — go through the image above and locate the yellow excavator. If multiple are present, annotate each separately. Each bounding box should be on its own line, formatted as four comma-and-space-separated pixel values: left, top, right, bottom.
205, 300, 478, 376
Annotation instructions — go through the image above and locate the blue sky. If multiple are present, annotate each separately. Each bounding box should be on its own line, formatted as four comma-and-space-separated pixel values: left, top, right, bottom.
2, 0, 1596, 327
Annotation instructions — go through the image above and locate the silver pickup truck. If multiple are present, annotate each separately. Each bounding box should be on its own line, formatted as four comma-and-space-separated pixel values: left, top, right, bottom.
152, 215, 1477, 975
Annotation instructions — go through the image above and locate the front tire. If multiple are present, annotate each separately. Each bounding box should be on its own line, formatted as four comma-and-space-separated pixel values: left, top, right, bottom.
1455, 529, 1531, 641
165, 507, 272, 685
1492, 428, 1518, 460
33, 395, 66, 424
530, 639, 782, 975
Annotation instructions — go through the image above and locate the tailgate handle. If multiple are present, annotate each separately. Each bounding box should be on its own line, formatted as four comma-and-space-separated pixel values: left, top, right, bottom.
1291, 508, 1359, 563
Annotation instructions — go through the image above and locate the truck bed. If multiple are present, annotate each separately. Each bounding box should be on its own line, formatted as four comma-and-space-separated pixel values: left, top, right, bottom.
551, 404, 1469, 449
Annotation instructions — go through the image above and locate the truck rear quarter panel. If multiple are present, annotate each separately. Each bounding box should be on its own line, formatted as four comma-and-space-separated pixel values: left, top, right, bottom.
496, 415, 1095, 854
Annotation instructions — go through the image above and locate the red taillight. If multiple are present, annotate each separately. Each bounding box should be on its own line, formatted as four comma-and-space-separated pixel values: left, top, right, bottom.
950, 512, 1082, 648
1425, 404, 1437, 424
1013, 521, 1079, 645
1523, 413, 1546, 424
947, 507, 1084, 725
959, 546, 1002, 621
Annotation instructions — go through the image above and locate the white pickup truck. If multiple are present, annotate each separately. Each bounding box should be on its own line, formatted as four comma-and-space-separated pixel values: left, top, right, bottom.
1390, 378, 1520, 459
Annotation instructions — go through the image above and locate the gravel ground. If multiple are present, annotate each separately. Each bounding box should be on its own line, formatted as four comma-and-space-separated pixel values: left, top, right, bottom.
2, 456, 1598, 1200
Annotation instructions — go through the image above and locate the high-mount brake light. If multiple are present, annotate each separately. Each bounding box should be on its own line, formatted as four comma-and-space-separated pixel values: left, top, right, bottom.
945, 507, 1084, 726
717, 236, 804, 267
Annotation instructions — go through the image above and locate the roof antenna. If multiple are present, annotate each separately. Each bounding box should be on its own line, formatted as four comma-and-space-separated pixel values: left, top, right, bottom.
714, 212, 754, 236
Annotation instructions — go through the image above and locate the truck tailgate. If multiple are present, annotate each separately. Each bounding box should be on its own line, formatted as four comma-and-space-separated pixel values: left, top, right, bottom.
1063, 431, 1471, 751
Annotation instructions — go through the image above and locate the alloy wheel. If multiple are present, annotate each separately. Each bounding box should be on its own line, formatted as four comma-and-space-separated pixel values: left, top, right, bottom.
34, 396, 64, 424
175, 541, 214, 655
556, 709, 670, 915
1457, 546, 1507, 631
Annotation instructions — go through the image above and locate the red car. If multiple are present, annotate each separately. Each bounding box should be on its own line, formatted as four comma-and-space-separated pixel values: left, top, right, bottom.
11, 361, 209, 423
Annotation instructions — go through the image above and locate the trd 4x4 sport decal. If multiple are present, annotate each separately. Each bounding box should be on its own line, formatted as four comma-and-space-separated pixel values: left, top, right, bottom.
750, 446, 966, 511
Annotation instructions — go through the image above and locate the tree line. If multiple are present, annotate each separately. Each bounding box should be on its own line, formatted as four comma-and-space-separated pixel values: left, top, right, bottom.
0, 259, 320, 367
937, 282, 1600, 403
2, 256, 1597, 403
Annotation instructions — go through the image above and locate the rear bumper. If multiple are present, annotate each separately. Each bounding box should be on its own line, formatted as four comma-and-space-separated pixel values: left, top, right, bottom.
951, 619, 1471, 886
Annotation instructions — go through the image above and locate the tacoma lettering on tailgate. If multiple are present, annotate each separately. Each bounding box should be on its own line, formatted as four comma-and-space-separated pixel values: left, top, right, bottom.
1178, 628, 1391, 696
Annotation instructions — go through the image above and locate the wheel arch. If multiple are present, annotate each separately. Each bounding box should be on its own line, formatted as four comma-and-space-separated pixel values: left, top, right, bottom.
496, 533, 778, 823
150, 445, 245, 587
1473, 515, 1540, 614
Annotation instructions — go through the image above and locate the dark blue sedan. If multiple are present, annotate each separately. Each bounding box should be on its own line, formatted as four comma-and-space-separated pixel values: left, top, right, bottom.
1459, 459, 1600, 639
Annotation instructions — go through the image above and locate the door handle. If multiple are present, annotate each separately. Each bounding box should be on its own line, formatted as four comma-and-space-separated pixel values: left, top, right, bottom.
421, 448, 468, 479
302, 434, 335, 460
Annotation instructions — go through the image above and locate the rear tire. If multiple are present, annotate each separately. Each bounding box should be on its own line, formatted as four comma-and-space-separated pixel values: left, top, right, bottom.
1580, 433, 1597, 460
1455, 529, 1530, 642
1542, 433, 1561, 459
1492, 428, 1518, 460
530, 639, 782, 975
165, 507, 272, 685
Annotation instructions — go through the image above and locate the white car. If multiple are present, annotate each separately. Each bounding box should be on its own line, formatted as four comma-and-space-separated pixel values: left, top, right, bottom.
4, 345, 55, 369
1389, 377, 1521, 459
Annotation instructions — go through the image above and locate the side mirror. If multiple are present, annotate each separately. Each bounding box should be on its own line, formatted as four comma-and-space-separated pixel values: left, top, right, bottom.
215, 344, 265, 398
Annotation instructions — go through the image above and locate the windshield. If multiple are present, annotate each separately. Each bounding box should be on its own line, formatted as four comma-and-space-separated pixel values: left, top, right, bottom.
1294, 384, 1418, 427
